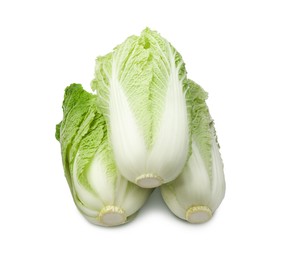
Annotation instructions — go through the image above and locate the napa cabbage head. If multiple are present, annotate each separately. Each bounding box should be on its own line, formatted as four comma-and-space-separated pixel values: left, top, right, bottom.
56, 84, 152, 226
92, 28, 190, 188
160, 80, 226, 224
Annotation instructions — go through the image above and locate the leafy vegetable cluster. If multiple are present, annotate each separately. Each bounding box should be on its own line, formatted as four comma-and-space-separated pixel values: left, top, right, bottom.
56, 28, 225, 226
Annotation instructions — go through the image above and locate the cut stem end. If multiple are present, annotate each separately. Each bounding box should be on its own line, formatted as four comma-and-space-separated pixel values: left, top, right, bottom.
135, 174, 163, 188
185, 206, 212, 224
99, 206, 126, 226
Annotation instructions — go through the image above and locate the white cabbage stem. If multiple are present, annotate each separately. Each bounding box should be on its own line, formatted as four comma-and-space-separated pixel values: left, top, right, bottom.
99, 206, 126, 226
73, 150, 152, 227
161, 137, 226, 224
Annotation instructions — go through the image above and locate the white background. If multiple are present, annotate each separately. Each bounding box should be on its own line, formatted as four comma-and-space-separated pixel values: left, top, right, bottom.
1, 0, 281, 259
